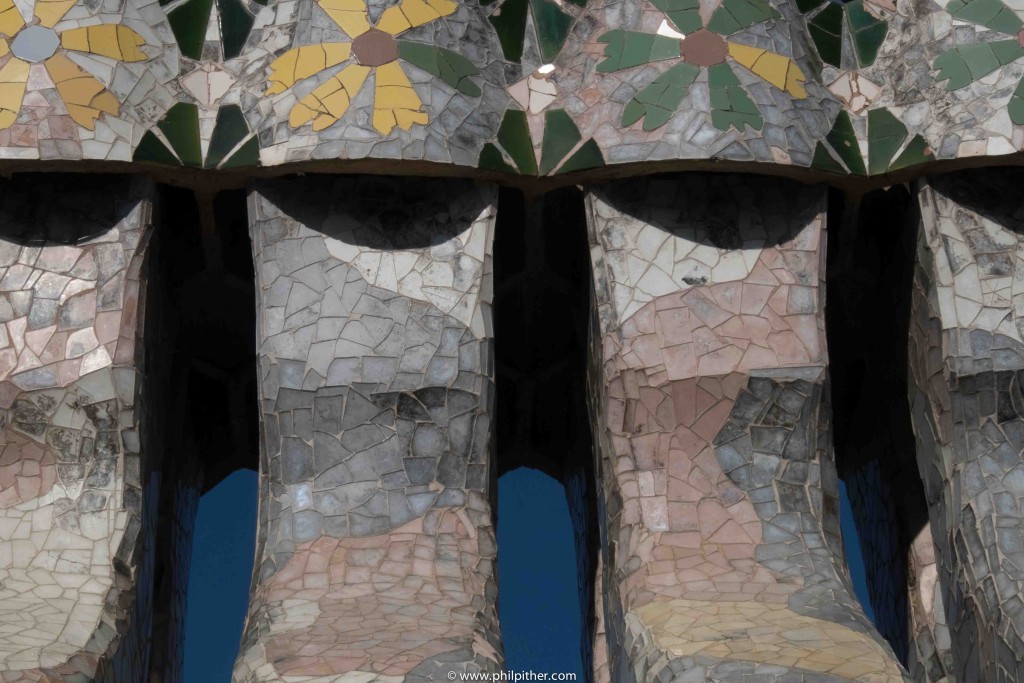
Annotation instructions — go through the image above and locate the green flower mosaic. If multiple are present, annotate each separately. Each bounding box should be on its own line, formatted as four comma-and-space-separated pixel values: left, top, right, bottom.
933, 0, 1024, 124
596, 0, 808, 132
799, 0, 888, 69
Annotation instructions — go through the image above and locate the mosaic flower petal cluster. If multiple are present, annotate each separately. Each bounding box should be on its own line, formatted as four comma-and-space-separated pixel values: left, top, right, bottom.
597, 0, 807, 132
0, 0, 147, 130
932, 0, 1024, 124
266, 0, 481, 136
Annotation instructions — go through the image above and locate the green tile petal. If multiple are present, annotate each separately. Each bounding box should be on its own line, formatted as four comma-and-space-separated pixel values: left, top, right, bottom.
205, 105, 250, 169
946, 0, 1022, 34
133, 130, 181, 166
157, 102, 202, 168
867, 107, 908, 174
488, 0, 528, 62
168, 0, 214, 60
217, 0, 255, 59
709, 63, 763, 131
479, 143, 518, 173
539, 109, 582, 174
847, 0, 887, 67
597, 30, 681, 72
219, 136, 261, 169
1009, 76, 1024, 124
936, 40, 1024, 90
811, 141, 849, 174
530, 0, 574, 63
888, 134, 935, 172
497, 109, 538, 175
556, 139, 604, 174
824, 110, 866, 175
398, 42, 481, 97
621, 62, 699, 130
707, 0, 780, 36
649, 0, 704, 33
808, 3, 843, 68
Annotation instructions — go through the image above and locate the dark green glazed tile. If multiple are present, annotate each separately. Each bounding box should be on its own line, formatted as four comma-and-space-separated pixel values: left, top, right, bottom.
811, 141, 849, 174
487, 0, 580, 63
888, 134, 934, 172
398, 42, 481, 96
531, 0, 574, 62
847, 0, 887, 66
488, 0, 528, 62
650, 0, 703, 33
133, 131, 181, 165
808, 3, 843, 67
478, 143, 518, 173
158, 102, 202, 168
796, 0, 822, 14
220, 136, 260, 169
867, 107, 907, 174
539, 109, 581, 174
707, 0, 780, 36
497, 109, 538, 174
205, 105, 249, 169
556, 139, 604, 174
168, 0, 213, 60
825, 110, 866, 175
946, 0, 1022, 34
218, 0, 254, 59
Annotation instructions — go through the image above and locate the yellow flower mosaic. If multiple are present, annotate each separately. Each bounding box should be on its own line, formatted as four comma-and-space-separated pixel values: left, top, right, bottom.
267, 0, 475, 135
0, 0, 147, 130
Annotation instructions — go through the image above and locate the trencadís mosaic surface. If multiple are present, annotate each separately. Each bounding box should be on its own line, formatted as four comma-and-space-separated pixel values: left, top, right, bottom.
0, 0, 1019, 175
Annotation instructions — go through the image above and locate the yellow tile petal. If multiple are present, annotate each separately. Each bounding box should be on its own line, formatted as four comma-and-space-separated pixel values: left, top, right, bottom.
370, 61, 424, 135
0, 0, 24, 37
45, 53, 118, 129
288, 62, 370, 131
0, 56, 27, 130
266, 42, 351, 95
728, 42, 806, 99
317, 0, 369, 38
376, 0, 456, 36
60, 24, 147, 61
35, 0, 77, 28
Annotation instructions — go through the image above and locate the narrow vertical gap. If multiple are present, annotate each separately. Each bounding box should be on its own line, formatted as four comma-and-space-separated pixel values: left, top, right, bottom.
493, 186, 596, 677
826, 185, 924, 663
147, 186, 259, 682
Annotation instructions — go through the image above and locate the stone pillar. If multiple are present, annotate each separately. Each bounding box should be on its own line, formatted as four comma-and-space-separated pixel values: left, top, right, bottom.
909, 169, 1024, 682
0, 176, 155, 680
586, 175, 907, 682
234, 176, 500, 682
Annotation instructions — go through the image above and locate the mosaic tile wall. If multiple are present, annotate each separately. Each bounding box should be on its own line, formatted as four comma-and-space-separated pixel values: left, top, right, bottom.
0, 175, 155, 682
235, 176, 501, 683
0, 0, 1019, 176
585, 174, 907, 681
909, 168, 1024, 683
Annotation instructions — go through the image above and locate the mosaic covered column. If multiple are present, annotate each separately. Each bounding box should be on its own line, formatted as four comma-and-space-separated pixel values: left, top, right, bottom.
234, 176, 500, 682
0, 176, 154, 680
587, 175, 907, 682
909, 169, 1024, 682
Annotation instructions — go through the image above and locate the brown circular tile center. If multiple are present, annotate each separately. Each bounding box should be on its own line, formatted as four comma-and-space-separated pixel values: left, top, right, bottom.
352, 29, 399, 67
679, 29, 728, 67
